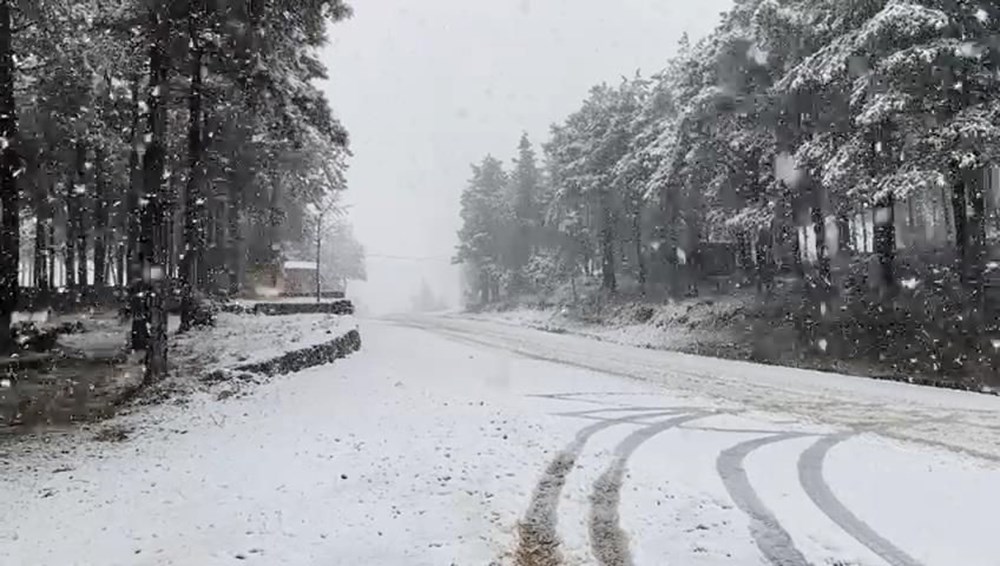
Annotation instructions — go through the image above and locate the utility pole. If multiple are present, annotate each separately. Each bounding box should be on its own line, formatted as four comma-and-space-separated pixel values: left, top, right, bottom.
312, 198, 340, 304
315, 209, 323, 304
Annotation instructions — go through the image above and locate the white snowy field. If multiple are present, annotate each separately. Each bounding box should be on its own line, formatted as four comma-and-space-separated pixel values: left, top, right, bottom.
0, 316, 998, 565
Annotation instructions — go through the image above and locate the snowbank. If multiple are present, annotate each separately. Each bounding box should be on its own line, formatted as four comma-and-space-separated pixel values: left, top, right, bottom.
172, 312, 358, 377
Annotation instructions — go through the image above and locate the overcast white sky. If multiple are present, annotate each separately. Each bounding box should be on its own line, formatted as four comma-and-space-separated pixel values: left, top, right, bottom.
320, 0, 732, 314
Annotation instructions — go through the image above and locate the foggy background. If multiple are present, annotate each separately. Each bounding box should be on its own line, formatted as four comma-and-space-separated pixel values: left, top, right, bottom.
320, 0, 733, 315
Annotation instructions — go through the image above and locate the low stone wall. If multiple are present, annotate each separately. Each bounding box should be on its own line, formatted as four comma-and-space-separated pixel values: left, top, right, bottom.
204, 329, 362, 382
220, 300, 355, 316
281, 291, 346, 300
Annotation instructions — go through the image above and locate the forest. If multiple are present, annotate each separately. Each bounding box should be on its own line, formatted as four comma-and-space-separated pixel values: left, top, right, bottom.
455, 0, 1000, 384
0, 0, 357, 380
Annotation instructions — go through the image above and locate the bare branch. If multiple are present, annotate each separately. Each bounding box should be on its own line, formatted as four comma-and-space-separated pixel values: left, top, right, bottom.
11, 20, 37, 34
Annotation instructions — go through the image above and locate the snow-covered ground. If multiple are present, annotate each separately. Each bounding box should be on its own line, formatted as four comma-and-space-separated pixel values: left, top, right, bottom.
1, 315, 998, 565
172, 312, 358, 374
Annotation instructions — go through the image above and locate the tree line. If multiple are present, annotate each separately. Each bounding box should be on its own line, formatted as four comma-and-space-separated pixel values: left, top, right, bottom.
456, 0, 1000, 316
0, 0, 353, 379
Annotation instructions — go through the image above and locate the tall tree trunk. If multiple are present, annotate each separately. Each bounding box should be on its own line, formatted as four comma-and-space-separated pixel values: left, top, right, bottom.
196, 82, 213, 289
33, 185, 48, 290
874, 194, 896, 294
127, 75, 147, 348
661, 186, 682, 298
479, 269, 489, 305
93, 145, 108, 287
225, 0, 261, 297
64, 174, 76, 288
837, 214, 851, 256
967, 167, 987, 311
811, 204, 831, 299
73, 142, 88, 287
736, 230, 755, 284
47, 222, 55, 289
226, 180, 244, 296
137, 5, 171, 381
181, 3, 205, 331
632, 204, 646, 294
268, 175, 281, 287
952, 168, 969, 284
600, 190, 616, 293
115, 241, 126, 287
756, 227, 775, 295
789, 223, 804, 280
33, 216, 44, 289
0, 0, 17, 352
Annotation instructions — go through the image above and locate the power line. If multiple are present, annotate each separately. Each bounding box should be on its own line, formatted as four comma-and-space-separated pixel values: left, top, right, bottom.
366, 253, 454, 262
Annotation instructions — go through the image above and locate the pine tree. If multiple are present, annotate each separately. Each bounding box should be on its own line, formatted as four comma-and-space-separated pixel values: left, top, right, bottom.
455, 156, 509, 304
507, 133, 541, 291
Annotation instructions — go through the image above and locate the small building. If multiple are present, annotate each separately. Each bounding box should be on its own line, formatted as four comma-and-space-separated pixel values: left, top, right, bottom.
281, 260, 320, 296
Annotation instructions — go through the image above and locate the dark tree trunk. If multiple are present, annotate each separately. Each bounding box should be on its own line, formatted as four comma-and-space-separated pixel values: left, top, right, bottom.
267, 175, 281, 287
181, 3, 206, 331
33, 216, 45, 289
952, 169, 969, 284
736, 230, 754, 283
136, 6, 171, 380
789, 223, 804, 279
73, 142, 88, 287
479, 270, 486, 305
115, 241, 126, 287
33, 185, 48, 290
64, 174, 77, 288
661, 187, 683, 298
811, 204, 831, 298
874, 194, 896, 293
600, 190, 616, 293
0, 0, 17, 352
837, 214, 851, 256
226, 180, 244, 296
632, 206, 646, 294
127, 75, 147, 348
93, 145, 108, 287
47, 222, 54, 289
756, 228, 775, 295
968, 167, 987, 309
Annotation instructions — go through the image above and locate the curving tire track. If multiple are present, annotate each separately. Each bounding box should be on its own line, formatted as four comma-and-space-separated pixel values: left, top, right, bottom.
717, 433, 811, 566
588, 413, 707, 566
515, 409, 692, 566
798, 434, 924, 566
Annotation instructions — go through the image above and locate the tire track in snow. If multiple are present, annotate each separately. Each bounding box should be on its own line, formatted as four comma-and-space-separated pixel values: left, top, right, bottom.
588, 413, 707, 566
716, 433, 811, 566
798, 434, 924, 566
515, 409, 694, 566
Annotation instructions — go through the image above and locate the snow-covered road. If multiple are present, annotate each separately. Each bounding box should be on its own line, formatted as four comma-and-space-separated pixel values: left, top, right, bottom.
2, 316, 999, 565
